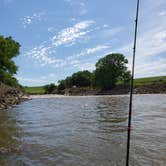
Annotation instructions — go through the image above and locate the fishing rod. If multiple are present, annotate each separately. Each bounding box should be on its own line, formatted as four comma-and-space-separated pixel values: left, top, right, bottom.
126, 0, 140, 166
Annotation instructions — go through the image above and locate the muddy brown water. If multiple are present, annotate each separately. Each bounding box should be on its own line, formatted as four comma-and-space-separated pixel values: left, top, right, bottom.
0, 94, 165, 166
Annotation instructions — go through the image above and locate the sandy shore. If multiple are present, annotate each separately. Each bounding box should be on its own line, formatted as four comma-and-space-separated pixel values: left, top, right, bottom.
30, 94, 66, 98
30, 94, 128, 99
30, 94, 130, 98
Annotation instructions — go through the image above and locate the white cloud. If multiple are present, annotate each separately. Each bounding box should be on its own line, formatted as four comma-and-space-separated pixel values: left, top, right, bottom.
63, 45, 110, 70
25, 19, 118, 69
78, 45, 110, 57
51, 20, 94, 47
17, 77, 48, 84
71, 18, 76, 22
66, 44, 110, 61
103, 24, 109, 28
25, 20, 96, 67
85, 45, 109, 54
108, 0, 166, 79
135, 58, 166, 78
101, 27, 124, 38
113, 21, 166, 78
25, 40, 109, 70
158, 11, 166, 16
48, 27, 55, 32
49, 73, 56, 77
115, 27, 166, 60
73, 62, 95, 71
21, 12, 45, 28
17, 73, 57, 86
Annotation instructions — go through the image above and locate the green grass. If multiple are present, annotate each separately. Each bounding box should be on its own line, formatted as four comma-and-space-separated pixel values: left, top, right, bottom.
134, 76, 166, 86
24, 86, 45, 94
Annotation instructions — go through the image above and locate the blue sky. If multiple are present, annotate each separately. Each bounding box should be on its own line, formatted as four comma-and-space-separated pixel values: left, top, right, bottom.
0, 0, 166, 86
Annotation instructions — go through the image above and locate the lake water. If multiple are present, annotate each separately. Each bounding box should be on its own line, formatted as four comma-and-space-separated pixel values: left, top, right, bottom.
0, 94, 165, 166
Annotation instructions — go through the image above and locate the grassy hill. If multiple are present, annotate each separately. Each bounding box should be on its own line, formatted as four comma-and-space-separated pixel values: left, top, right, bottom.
23, 76, 166, 95
134, 76, 166, 86
24, 86, 45, 94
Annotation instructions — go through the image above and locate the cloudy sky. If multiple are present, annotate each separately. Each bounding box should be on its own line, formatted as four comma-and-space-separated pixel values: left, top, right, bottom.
0, 0, 166, 86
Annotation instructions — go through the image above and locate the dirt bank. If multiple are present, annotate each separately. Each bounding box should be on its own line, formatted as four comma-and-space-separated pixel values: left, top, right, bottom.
0, 84, 29, 110
61, 84, 166, 96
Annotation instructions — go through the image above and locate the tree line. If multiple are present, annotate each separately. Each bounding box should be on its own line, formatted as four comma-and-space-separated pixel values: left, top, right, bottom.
45, 53, 131, 93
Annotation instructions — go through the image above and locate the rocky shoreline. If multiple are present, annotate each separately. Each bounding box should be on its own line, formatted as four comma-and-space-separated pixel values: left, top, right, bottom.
0, 84, 29, 110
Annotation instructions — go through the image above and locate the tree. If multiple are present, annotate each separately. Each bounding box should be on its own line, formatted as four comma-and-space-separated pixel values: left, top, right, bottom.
93, 53, 131, 90
57, 80, 66, 91
0, 36, 20, 86
71, 70, 92, 87
44, 83, 56, 94
65, 76, 73, 88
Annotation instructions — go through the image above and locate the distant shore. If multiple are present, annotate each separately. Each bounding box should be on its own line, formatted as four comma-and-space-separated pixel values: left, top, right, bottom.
30, 94, 129, 98
57, 84, 166, 96
29, 84, 166, 98
24, 76, 166, 95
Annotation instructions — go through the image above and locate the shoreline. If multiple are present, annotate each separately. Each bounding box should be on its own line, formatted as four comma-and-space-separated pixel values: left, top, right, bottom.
57, 84, 166, 96
30, 94, 129, 98
0, 84, 30, 110
30, 93, 166, 99
1, 83, 165, 108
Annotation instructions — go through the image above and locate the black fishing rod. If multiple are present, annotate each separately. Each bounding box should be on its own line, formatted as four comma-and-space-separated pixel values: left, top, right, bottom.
126, 0, 140, 166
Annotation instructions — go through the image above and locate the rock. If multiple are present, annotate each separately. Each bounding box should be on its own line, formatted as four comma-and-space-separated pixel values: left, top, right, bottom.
0, 84, 29, 110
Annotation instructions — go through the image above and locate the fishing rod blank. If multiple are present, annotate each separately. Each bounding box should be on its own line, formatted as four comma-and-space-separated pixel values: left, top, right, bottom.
126, 0, 140, 166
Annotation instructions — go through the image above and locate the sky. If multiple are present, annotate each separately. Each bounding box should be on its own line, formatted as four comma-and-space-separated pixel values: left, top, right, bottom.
0, 0, 166, 86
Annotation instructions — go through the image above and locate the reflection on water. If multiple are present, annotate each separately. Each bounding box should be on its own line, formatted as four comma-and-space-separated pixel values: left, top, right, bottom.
0, 95, 166, 165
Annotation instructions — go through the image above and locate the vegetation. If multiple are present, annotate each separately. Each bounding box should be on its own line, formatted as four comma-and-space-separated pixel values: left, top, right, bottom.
0, 36, 20, 87
24, 86, 45, 94
57, 53, 131, 91
58, 70, 92, 89
44, 83, 56, 94
93, 53, 130, 90
134, 76, 166, 86
23, 76, 166, 94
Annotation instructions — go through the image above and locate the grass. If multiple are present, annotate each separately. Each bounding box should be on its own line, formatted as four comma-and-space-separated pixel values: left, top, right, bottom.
24, 86, 45, 94
134, 76, 166, 86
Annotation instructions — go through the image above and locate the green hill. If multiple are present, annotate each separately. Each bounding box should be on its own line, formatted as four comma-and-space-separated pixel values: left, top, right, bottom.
134, 76, 166, 86
24, 86, 45, 94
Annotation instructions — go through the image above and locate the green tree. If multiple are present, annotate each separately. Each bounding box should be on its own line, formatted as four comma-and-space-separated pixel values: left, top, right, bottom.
0, 36, 20, 86
71, 70, 92, 87
93, 53, 131, 90
65, 76, 73, 88
57, 80, 66, 91
44, 83, 56, 94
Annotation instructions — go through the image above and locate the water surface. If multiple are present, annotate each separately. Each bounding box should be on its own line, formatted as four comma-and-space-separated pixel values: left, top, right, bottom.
0, 94, 165, 166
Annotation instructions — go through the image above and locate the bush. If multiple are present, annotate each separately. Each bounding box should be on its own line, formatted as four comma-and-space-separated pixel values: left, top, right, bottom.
44, 83, 56, 94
